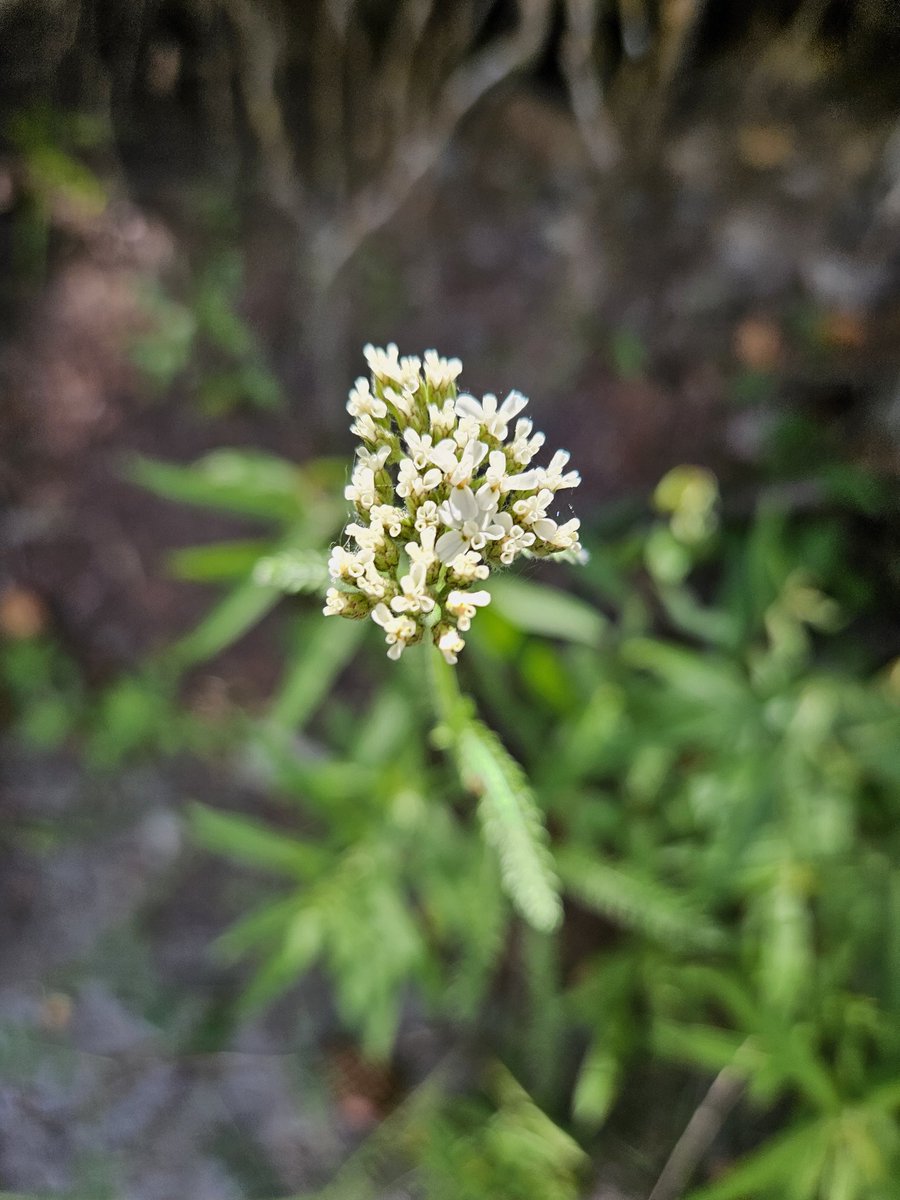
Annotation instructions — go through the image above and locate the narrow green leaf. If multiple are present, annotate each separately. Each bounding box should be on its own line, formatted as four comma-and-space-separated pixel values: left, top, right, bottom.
168, 540, 271, 582
557, 849, 723, 950
128, 450, 305, 522
685, 1119, 829, 1200
190, 803, 327, 877
572, 1038, 621, 1128
165, 578, 281, 668
252, 549, 330, 595
456, 719, 562, 933
487, 577, 605, 646
268, 618, 366, 732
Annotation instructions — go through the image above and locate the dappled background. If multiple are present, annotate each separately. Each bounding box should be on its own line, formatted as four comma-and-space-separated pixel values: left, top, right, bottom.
1, 2, 900, 1198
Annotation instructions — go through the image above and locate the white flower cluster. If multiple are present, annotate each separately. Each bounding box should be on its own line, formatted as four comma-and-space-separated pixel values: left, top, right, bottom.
325, 345, 582, 663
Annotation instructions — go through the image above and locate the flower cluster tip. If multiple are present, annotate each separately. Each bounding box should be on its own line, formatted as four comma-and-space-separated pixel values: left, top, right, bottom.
325, 345, 583, 663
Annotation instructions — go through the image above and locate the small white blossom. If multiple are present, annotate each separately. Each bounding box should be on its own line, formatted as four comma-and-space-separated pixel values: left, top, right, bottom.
533, 516, 582, 551
356, 559, 390, 598
384, 385, 416, 421
437, 627, 466, 664
350, 412, 382, 444
370, 504, 406, 537
423, 349, 462, 390
540, 450, 581, 491
448, 550, 490, 583
509, 418, 545, 466
453, 413, 483, 449
494, 512, 536, 564
512, 488, 554, 525
414, 500, 441, 531
447, 438, 488, 487
329, 545, 372, 580
390, 562, 435, 616
435, 485, 506, 562
428, 398, 457, 437
344, 465, 379, 509
455, 390, 528, 440
406, 526, 437, 570
371, 603, 417, 660
347, 377, 387, 420
323, 587, 348, 615
345, 520, 386, 553
396, 459, 442, 499
355, 444, 391, 473
445, 589, 491, 632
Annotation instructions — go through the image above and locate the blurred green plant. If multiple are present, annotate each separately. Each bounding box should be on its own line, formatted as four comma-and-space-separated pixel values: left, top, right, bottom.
5, 438, 898, 1198
5, 105, 108, 283
131, 251, 283, 416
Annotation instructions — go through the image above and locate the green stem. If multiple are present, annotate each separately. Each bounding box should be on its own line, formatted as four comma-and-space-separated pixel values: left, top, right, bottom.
424, 639, 469, 736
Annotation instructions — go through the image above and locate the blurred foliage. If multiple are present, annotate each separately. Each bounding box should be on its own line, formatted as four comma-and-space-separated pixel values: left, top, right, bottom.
3, 440, 900, 1197
132, 251, 283, 416
4, 104, 107, 282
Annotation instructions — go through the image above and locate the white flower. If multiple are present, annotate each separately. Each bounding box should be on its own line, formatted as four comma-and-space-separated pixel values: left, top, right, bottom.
406, 526, 437, 570
323, 588, 348, 615
329, 544, 372, 580
475, 449, 511, 500
350, 413, 382, 444
503, 467, 541, 492
326, 344, 583, 665
355, 444, 391, 473
447, 438, 488, 487
396, 458, 442, 499
371, 603, 417, 660
452, 413, 483, 449
494, 512, 535, 564
390, 562, 435, 616
427, 399, 457, 437
512, 488, 554, 525
435, 485, 506, 563
540, 450, 581, 491
437, 627, 465, 664
369, 504, 406, 537
356, 559, 390, 598
344, 465, 379, 509
414, 500, 441, 531
509, 418, 545, 466
445, 589, 491, 632
533, 516, 582, 550
384, 385, 416, 420
347, 377, 387, 420
455, 390, 528, 440
403, 429, 458, 474
345, 521, 386, 553
423, 349, 462, 390
448, 550, 490, 583
364, 343, 401, 383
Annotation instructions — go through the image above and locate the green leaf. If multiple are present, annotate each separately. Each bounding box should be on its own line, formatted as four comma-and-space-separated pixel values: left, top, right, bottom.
165, 578, 281, 668
252, 549, 330, 595
190, 803, 327, 877
621, 638, 747, 707
268, 617, 366, 732
168, 539, 272, 583
486, 577, 605, 646
557, 849, 723, 950
685, 1119, 829, 1200
572, 1038, 621, 1128
456, 719, 562, 933
650, 1020, 749, 1075
128, 450, 306, 523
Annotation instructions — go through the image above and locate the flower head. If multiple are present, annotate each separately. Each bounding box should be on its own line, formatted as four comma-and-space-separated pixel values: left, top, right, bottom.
325, 346, 583, 661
